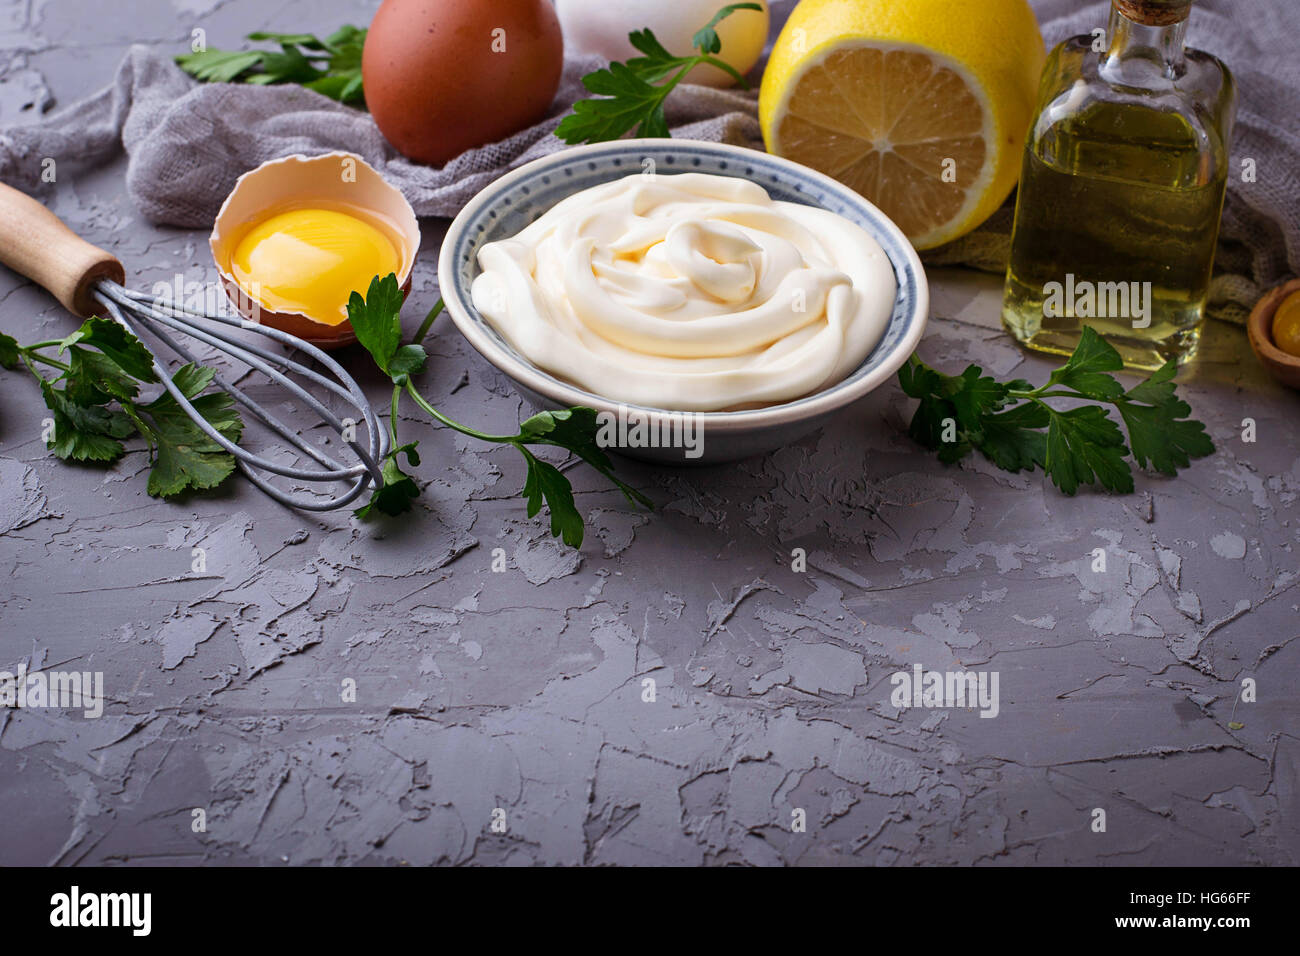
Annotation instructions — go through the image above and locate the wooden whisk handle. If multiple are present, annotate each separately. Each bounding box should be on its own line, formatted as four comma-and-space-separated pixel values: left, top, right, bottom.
0, 181, 125, 318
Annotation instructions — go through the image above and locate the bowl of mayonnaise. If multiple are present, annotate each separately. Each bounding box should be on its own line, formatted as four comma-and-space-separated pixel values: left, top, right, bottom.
439, 140, 927, 464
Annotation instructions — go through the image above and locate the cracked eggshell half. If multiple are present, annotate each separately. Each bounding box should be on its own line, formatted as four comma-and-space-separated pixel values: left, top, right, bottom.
210, 152, 420, 349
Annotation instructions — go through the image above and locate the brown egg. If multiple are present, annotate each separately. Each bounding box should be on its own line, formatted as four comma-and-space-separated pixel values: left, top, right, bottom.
363, 0, 564, 166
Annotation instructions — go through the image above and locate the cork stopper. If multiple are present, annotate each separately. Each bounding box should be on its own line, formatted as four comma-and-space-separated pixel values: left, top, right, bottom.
1114, 0, 1192, 26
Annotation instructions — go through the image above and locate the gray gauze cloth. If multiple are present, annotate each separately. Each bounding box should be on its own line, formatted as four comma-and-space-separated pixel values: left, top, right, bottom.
0, 0, 1294, 323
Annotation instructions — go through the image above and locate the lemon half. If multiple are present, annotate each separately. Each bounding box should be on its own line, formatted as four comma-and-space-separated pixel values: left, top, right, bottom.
760, 0, 1045, 250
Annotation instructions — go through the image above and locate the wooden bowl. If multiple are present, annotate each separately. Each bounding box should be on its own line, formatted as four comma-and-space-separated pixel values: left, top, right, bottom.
1247, 278, 1300, 389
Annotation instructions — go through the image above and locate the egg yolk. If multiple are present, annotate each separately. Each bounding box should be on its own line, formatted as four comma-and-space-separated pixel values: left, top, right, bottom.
230, 208, 400, 325
1272, 291, 1300, 358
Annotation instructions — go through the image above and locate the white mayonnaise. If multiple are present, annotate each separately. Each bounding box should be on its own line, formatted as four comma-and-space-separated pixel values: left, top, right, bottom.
470, 173, 896, 411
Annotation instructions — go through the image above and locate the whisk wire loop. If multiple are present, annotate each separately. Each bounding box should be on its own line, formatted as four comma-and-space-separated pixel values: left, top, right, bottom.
93, 280, 388, 512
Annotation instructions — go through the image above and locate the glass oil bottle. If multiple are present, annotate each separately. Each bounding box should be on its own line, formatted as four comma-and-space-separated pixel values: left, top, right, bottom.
1002, 0, 1236, 370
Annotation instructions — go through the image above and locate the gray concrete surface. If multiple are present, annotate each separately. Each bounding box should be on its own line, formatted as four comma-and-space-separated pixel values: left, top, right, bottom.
0, 0, 1297, 866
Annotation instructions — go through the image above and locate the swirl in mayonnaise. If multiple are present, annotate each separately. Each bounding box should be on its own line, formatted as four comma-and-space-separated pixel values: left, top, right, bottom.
470, 173, 896, 412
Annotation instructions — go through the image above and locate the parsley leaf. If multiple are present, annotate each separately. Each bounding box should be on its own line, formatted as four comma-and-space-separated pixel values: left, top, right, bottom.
556, 4, 758, 145
1045, 326, 1126, 400
899, 327, 1213, 495
244, 44, 320, 87
60, 316, 157, 383
4, 320, 250, 499
40, 380, 134, 463
173, 49, 265, 84
387, 344, 428, 383
898, 357, 1013, 460
1117, 389, 1215, 476
0, 333, 22, 370
133, 364, 245, 497
558, 62, 676, 144
625, 29, 689, 83
65, 348, 141, 405
354, 455, 421, 519
349, 275, 650, 546
176, 26, 367, 105
692, 3, 763, 55
949, 366, 1013, 438
1121, 359, 1179, 406
517, 408, 653, 510
976, 403, 1049, 473
347, 273, 405, 377
520, 449, 584, 548
1044, 405, 1132, 495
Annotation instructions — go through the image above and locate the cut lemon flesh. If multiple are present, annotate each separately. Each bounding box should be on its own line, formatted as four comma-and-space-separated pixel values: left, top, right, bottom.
771, 44, 991, 249
758, 0, 1046, 251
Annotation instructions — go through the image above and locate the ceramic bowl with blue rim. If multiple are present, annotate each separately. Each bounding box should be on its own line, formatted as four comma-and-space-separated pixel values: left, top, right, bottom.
438, 139, 928, 464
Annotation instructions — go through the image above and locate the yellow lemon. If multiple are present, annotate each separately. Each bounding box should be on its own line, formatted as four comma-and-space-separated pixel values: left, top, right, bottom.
759, 0, 1045, 250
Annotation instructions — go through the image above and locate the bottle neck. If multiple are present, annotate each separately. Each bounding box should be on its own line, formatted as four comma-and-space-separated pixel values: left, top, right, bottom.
1101, 1, 1189, 82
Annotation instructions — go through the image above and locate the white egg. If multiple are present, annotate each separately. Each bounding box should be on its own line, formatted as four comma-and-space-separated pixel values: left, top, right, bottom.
555, 0, 770, 88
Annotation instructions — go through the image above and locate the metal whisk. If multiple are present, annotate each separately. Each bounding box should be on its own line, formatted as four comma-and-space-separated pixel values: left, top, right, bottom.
0, 182, 386, 511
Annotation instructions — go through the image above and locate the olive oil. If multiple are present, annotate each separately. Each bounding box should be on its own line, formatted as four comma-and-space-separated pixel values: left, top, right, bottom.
1002, 0, 1235, 370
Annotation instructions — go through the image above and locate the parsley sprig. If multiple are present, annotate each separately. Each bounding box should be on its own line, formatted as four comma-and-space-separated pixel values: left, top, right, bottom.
0, 319, 244, 496
899, 327, 1215, 495
175, 26, 367, 105
556, 3, 763, 144
348, 275, 651, 547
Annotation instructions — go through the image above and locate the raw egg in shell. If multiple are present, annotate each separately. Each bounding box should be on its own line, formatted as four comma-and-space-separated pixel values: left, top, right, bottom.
210, 152, 420, 348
